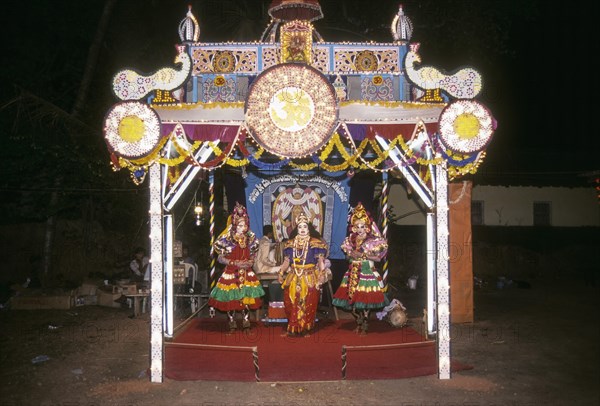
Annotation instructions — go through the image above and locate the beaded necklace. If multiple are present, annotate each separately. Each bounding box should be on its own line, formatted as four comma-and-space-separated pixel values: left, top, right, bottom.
352, 233, 367, 260
292, 235, 309, 276
234, 233, 247, 249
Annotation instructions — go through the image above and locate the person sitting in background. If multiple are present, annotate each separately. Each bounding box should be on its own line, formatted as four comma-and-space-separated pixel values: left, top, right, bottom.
182, 245, 196, 265
130, 247, 150, 283
253, 225, 281, 275
254, 225, 284, 302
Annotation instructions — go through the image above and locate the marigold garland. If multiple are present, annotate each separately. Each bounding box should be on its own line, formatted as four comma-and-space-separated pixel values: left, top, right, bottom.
314, 132, 359, 172
225, 156, 249, 167
344, 134, 398, 172
447, 152, 485, 180
200, 140, 238, 169
229, 140, 289, 169
289, 161, 319, 170
168, 166, 181, 184
115, 124, 483, 182
158, 139, 203, 166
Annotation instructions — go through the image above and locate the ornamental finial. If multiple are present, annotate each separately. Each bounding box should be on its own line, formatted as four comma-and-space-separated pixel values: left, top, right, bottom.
391, 4, 413, 42
179, 5, 200, 42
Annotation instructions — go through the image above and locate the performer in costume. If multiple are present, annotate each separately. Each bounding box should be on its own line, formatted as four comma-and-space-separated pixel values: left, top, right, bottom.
278, 212, 329, 336
333, 202, 389, 334
209, 202, 265, 332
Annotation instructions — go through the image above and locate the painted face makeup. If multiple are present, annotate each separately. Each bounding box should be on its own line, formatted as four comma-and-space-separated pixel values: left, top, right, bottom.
354, 221, 368, 237
236, 219, 247, 234
297, 222, 309, 237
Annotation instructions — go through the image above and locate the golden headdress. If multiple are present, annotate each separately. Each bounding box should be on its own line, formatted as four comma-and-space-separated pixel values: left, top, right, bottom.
350, 202, 372, 226
349, 202, 384, 238
214, 202, 258, 255
295, 211, 309, 226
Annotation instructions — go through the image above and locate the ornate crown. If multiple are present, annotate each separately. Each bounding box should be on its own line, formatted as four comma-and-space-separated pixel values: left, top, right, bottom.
295, 211, 309, 226
350, 202, 372, 226
231, 202, 249, 226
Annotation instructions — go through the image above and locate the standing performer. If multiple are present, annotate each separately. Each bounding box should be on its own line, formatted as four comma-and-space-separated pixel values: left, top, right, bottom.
278, 212, 329, 336
209, 202, 265, 332
333, 202, 388, 334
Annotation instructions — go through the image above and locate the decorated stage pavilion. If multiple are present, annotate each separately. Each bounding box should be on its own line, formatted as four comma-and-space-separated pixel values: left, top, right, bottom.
102, 0, 496, 383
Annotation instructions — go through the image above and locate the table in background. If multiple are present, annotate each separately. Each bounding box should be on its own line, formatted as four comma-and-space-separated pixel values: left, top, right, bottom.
124, 292, 149, 318
174, 293, 209, 313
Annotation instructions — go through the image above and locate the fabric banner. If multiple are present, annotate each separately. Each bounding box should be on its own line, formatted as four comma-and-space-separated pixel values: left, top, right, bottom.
161, 123, 241, 141
245, 171, 350, 259
449, 181, 473, 323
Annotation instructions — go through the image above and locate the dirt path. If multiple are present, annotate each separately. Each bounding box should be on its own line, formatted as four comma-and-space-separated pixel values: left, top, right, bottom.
1, 280, 598, 405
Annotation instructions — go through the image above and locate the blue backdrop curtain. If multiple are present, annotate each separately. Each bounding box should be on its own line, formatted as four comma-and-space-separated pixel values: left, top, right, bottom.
243, 170, 350, 260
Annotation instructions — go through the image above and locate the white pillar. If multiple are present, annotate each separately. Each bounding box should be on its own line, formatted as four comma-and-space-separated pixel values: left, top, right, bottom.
435, 162, 451, 379
149, 164, 164, 383
426, 212, 436, 336
164, 214, 174, 338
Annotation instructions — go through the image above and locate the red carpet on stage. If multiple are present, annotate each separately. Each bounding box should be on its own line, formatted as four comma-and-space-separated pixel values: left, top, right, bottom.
164, 318, 472, 382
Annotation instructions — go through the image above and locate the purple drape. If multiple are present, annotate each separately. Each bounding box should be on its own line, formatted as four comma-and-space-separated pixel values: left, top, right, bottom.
161, 124, 241, 142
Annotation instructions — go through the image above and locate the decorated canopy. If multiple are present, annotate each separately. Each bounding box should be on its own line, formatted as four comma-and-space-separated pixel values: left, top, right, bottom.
104, 4, 495, 187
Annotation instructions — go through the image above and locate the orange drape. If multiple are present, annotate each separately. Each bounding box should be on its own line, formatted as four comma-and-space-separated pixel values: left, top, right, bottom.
449, 181, 473, 323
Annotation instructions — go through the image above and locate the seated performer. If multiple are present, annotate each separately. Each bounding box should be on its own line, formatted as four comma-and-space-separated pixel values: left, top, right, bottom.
333, 202, 389, 334
278, 212, 329, 336
208, 202, 265, 332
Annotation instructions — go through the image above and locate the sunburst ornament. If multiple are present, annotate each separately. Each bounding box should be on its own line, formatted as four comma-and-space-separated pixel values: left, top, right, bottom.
213, 51, 236, 73
104, 101, 162, 159
245, 63, 338, 158
355, 50, 378, 72
438, 100, 495, 154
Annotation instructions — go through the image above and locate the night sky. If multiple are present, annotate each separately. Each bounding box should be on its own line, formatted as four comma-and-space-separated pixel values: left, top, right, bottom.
1, 0, 596, 186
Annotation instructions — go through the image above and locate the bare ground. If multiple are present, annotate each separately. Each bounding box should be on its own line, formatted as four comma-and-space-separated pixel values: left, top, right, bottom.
1, 279, 598, 406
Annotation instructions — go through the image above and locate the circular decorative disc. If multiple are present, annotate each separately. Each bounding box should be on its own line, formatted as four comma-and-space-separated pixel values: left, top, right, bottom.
355, 50, 378, 71
438, 100, 495, 154
245, 63, 338, 158
213, 51, 236, 73
103, 101, 162, 159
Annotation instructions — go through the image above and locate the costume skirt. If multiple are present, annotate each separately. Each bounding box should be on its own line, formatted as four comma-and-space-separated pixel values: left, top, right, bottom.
281, 269, 320, 334
333, 260, 388, 310
209, 266, 264, 311
283, 285, 320, 334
